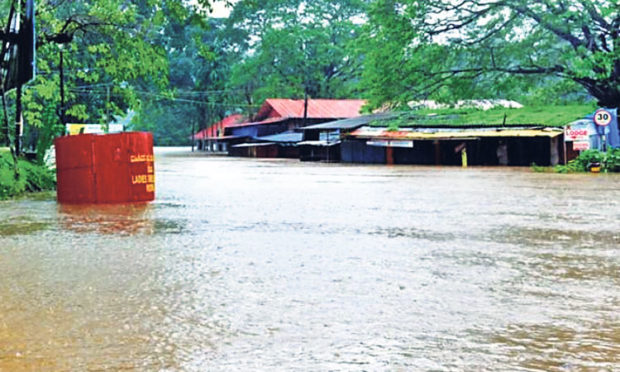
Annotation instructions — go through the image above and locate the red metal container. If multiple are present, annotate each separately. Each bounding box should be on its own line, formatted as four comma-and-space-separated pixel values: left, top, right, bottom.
55, 132, 155, 204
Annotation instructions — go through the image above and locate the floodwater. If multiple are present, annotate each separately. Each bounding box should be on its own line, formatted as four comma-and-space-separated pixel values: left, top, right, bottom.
1, 147, 619, 371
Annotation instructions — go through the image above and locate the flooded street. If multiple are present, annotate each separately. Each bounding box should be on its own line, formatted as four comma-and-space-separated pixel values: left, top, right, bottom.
1, 147, 619, 371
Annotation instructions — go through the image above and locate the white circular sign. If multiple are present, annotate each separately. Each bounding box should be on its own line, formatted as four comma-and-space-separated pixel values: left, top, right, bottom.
593, 109, 613, 126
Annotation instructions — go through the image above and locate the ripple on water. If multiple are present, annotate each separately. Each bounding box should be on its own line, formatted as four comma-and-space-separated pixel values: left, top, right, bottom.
1, 152, 619, 370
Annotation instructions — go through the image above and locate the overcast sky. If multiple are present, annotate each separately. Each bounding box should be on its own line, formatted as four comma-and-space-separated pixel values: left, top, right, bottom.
209, 1, 232, 18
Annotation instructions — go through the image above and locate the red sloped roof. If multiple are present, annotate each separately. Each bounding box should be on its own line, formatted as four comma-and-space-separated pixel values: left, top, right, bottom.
193, 114, 247, 139
227, 116, 288, 129
255, 99, 366, 121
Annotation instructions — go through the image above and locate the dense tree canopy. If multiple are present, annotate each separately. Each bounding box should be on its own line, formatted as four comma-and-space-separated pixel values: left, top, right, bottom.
361, 0, 618, 109
225, 0, 367, 110
2, 0, 617, 151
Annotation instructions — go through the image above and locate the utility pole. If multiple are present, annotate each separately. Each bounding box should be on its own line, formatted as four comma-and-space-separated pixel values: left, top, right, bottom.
15, 85, 22, 155
303, 86, 308, 127
59, 46, 66, 126
191, 119, 195, 152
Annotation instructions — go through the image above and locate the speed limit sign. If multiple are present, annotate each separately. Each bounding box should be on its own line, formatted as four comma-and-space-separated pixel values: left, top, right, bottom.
593, 109, 613, 126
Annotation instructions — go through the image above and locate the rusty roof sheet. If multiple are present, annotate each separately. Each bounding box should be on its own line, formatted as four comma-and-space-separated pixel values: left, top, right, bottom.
349, 126, 563, 140
193, 114, 247, 139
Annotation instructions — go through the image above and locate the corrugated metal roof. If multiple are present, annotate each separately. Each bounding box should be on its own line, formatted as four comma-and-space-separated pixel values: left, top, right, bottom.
349, 126, 563, 140
228, 116, 288, 129
232, 142, 276, 148
301, 112, 395, 130
255, 98, 366, 120
193, 114, 247, 139
255, 131, 303, 143
297, 140, 341, 146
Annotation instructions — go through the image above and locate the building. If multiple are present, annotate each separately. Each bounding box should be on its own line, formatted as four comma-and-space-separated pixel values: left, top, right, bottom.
228, 131, 303, 158
342, 126, 563, 166
225, 98, 366, 157
193, 114, 247, 152
314, 105, 598, 166
298, 113, 394, 162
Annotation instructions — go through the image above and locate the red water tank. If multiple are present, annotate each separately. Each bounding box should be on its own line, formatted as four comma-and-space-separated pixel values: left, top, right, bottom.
55, 132, 155, 204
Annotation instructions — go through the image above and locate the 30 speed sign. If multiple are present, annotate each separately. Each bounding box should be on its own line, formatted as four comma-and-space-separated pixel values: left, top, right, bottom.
593, 109, 613, 126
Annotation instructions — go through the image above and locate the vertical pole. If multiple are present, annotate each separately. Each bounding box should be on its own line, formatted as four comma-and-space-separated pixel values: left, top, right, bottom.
191, 120, 195, 152
563, 137, 567, 165
15, 84, 22, 156
1, 92, 10, 146
303, 88, 308, 128
386, 146, 394, 165
326, 131, 330, 162
59, 47, 65, 126
106, 85, 110, 125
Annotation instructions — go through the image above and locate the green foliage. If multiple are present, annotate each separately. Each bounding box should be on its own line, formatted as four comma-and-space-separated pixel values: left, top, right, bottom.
0, 152, 56, 200
226, 0, 367, 109
3, 0, 198, 152
360, 0, 618, 110
555, 148, 620, 173
602, 148, 620, 172
130, 16, 238, 144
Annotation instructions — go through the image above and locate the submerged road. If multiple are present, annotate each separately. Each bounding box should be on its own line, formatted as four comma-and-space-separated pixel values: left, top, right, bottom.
1, 147, 619, 370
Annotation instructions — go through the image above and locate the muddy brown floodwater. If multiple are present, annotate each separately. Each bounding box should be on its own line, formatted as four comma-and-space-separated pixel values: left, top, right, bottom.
1, 147, 619, 371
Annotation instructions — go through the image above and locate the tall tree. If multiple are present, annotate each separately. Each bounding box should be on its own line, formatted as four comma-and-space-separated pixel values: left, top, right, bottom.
361, 0, 618, 109
226, 0, 368, 111
2, 0, 219, 155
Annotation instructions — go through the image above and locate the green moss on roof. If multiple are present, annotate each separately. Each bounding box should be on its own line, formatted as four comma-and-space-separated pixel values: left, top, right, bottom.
373, 104, 596, 128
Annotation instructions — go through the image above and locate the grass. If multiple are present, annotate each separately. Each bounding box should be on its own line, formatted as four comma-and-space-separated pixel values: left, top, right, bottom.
372, 104, 597, 128
0, 152, 56, 200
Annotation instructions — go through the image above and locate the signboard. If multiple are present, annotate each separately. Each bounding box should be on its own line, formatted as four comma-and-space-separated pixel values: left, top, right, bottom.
564, 126, 590, 142
367, 140, 414, 148
66, 123, 124, 135
593, 109, 613, 127
573, 141, 590, 151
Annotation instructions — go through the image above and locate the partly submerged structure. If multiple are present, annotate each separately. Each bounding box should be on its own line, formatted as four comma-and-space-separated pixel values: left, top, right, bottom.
342, 125, 563, 166
225, 98, 366, 156
308, 105, 607, 166
193, 114, 247, 152
194, 102, 616, 167
193, 98, 367, 156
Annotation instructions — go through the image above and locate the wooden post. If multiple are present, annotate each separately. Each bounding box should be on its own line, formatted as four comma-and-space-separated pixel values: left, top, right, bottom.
386, 146, 394, 165
563, 134, 567, 165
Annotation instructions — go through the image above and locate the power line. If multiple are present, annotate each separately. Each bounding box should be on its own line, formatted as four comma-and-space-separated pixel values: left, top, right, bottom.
69, 85, 247, 95
68, 89, 260, 108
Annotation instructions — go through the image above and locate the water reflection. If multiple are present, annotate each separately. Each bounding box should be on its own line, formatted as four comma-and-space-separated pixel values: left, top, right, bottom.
58, 204, 187, 237
58, 203, 155, 235
0, 216, 51, 236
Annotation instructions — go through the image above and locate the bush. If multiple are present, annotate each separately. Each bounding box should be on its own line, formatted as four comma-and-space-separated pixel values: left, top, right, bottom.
604, 147, 620, 172
0, 152, 56, 200
555, 148, 620, 173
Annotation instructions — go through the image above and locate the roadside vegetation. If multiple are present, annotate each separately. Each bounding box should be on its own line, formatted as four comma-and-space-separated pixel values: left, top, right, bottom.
0, 150, 55, 200
554, 148, 620, 173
